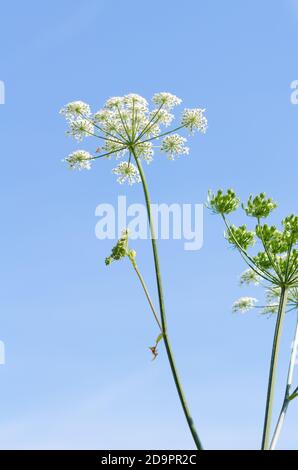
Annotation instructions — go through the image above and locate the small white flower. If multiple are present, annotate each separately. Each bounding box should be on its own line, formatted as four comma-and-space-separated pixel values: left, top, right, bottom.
68, 119, 94, 141
64, 150, 92, 170
93, 109, 114, 123
232, 297, 258, 313
152, 92, 182, 110
240, 269, 261, 286
104, 96, 125, 110
160, 134, 189, 160
181, 108, 207, 134
134, 141, 154, 163
266, 287, 281, 303
261, 304, 278, 315
102, 140, 128, 160
60, 101, 91, 120
112, 162, 141, 185
150, 109, 174, 127
123, 93, 149, 111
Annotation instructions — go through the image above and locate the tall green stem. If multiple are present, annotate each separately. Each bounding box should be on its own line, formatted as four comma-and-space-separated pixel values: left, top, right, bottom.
261, 287, 289, 450
129, 256, 163, 332
132, 151, 204, 450
269, 312, 298, 450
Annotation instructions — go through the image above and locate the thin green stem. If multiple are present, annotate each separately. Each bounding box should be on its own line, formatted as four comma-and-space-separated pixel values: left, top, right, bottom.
222, 215, 277, 284
261, 287, 289, 450
288, 390, 298, 400
269, 312, 298, 449
137, 125, 186, 146
116, 105, 131, 141
77, 111, 127, 143
135, 103, 164, 142
269, 399, 289, 451
256, 218, 283, 282
129, 257, 163, 332
132, 149, 204, 450
90, 146, 127, 160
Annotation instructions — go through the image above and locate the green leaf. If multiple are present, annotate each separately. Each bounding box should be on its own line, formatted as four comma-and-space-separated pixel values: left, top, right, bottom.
288, 392, 298, 402
149, 333, 164, 360
155, 332, 164, 345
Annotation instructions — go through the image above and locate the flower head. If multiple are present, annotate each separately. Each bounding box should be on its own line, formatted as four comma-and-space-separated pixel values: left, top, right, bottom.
181, 108, 207, 134
150, 109, 174, 127
242, 193, 277, 219
133, 141, 154, 163
232, 297, 258, 313
105, 229, 129, 265
160, 134, 189, 160
104, 96, 125, 110
124, 93, 149, 111
67, 119, 94, 141
240, 269, 261, 286
261, 304, 279, 315
207, 189, 240, 215
64, 150, 92, 170
112, 162, 141, 185
60, 101, 91, 120
152, 92, 182, 110
226, 224, 255, 250
61, 92, 207, 183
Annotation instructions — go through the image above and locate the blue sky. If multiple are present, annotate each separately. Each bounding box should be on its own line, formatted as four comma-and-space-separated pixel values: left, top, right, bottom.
0, 0, 298, 450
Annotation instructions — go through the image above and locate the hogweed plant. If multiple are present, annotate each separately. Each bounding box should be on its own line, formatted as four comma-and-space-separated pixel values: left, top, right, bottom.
60, 93, 207, 450
207, 189, 298, 450
233, 275, 298, 449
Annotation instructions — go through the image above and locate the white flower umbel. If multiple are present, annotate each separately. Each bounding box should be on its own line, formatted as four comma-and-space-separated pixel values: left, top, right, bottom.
60, 101, 91, 120
181, 108, 207, 134
112, 162, 141, 185
266, 287, 281, 304
68, 119, 94, 141
152, 92, 182, 110
150, 109, 174, 127
133, 141, 154, 164
124, 93, 149, 111
161, 134, 189, 160
261, 304, 279, 315
61, 92, 207, 179
240, 269, 261, 286
232, 296, 258, 313
64, 150, 92, 170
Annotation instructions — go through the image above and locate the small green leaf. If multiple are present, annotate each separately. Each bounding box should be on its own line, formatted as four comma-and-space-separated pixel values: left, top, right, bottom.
155, 333, 164, 345
288, 392, 298, 402
149, 333, 164, 360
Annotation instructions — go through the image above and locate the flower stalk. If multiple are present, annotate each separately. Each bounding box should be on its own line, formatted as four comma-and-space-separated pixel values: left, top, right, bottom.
61, 93, 207, 449
133, 150, 204, 450
269, 312, 298, 449
261, 287, 288, 450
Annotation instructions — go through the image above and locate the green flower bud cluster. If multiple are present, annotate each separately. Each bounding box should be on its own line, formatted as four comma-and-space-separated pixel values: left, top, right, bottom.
226, 225, 255, 250
105, 230, 130, 265
253, 252, 271, 271
255, 224, 278, 242
255, 224, 288, 254
209, 189, 298, 286
207, 189, 239, 215
242, 193, 277, 219
282, 215, 298, 244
